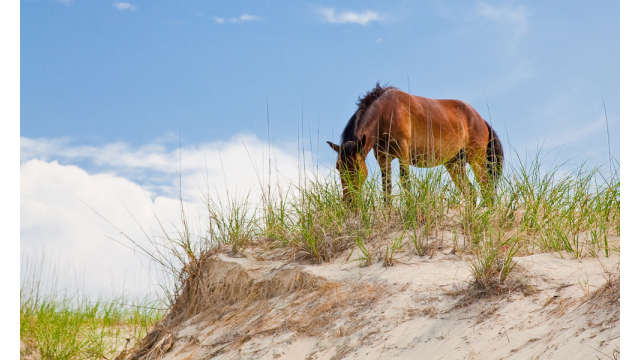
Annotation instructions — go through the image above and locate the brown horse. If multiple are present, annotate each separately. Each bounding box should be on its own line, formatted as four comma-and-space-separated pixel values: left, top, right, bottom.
327, 84, 503, 204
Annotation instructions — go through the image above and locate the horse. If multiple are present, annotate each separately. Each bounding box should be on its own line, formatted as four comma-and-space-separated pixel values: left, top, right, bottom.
327, 83, 504, 204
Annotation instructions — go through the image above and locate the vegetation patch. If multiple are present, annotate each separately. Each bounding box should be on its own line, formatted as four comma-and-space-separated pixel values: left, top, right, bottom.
20, 295, 164, 360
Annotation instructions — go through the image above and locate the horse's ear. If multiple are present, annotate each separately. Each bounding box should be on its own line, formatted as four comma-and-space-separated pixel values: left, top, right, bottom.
327, 141, 340, 153
357, 135, 367, 154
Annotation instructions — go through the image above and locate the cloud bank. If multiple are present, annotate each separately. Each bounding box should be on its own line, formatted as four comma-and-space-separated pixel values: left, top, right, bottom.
21, 159, 179, 300
21, 134, 330, 299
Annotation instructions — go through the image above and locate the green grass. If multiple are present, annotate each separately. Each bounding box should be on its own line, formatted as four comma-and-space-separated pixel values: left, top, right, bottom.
199, 153, 619, 288
383, 230, 405, 267
207, 192, 258, 255
20, 294, 164, 360
469, 232, 521, 290
354, 235, 372, 266
20, 261, 165, 360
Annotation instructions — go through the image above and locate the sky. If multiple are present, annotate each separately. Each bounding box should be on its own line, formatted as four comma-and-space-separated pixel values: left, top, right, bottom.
20, 0, 620, 299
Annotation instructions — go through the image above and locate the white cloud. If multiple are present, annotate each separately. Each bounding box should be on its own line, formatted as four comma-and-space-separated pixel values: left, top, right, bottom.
21, 135, 330, 299
476, 2, 528, 38
113, 2, 136, 12
213, 14, 262, 24
318, 7, 383, 25
236, 14, 260, 22
21, 159, 185, 300
21, 134, 324, 202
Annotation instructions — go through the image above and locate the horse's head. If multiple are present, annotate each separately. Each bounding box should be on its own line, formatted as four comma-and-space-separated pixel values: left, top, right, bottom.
327, 135, 368, 203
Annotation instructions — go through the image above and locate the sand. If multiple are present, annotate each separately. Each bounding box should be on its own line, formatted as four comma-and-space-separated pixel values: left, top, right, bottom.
119, 249, 619, 360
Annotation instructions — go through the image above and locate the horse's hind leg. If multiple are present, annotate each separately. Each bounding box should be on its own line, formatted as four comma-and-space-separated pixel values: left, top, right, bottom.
445, 152, 475, 202
469, 153, 493, 206
399, 161, 411, 192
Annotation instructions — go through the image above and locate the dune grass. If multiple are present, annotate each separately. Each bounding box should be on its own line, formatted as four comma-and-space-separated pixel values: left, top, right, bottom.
20, 296, 163, 360
251, 160, 618, 257
19, 269, 165, 360
203, 153, 619, 289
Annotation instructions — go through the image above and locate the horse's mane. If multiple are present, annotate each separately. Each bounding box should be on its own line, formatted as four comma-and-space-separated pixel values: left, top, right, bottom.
341, 83, 395, 143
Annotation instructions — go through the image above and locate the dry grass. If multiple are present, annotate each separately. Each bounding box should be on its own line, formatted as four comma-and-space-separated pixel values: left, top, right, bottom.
582, 272, 620, 310
445, 266, 538, 311
119, 254, 386, 359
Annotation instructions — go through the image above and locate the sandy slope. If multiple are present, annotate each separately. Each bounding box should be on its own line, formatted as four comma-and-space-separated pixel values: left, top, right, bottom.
119, 250, 619, 360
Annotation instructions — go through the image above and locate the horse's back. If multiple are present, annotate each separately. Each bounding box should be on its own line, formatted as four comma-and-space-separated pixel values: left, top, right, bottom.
383, 92, 489, 165
382, 91, 480, 129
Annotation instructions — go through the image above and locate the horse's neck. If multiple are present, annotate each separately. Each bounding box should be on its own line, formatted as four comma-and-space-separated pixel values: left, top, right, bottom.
356, 115, 378, 157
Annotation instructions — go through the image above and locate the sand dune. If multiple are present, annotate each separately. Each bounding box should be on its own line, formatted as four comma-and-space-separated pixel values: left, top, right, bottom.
118, 248, 619, 360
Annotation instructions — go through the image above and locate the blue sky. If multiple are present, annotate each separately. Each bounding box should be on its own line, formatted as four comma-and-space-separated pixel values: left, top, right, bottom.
22, 0, 619, 162
20, 0, 620, 298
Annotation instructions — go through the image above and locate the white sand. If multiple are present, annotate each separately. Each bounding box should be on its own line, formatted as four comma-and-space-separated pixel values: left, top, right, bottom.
127, 250, 619, 360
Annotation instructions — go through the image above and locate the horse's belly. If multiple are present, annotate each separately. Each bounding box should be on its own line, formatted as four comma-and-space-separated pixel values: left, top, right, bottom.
410, 151, 448, 168
409, 142, 462, 168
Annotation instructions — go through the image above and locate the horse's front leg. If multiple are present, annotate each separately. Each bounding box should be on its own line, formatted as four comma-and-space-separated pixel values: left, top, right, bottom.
398, 140, 412, 193
376, 152, 392, 204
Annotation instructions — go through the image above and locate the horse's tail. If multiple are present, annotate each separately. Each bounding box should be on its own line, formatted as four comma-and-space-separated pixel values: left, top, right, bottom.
485, 121, 504, 184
